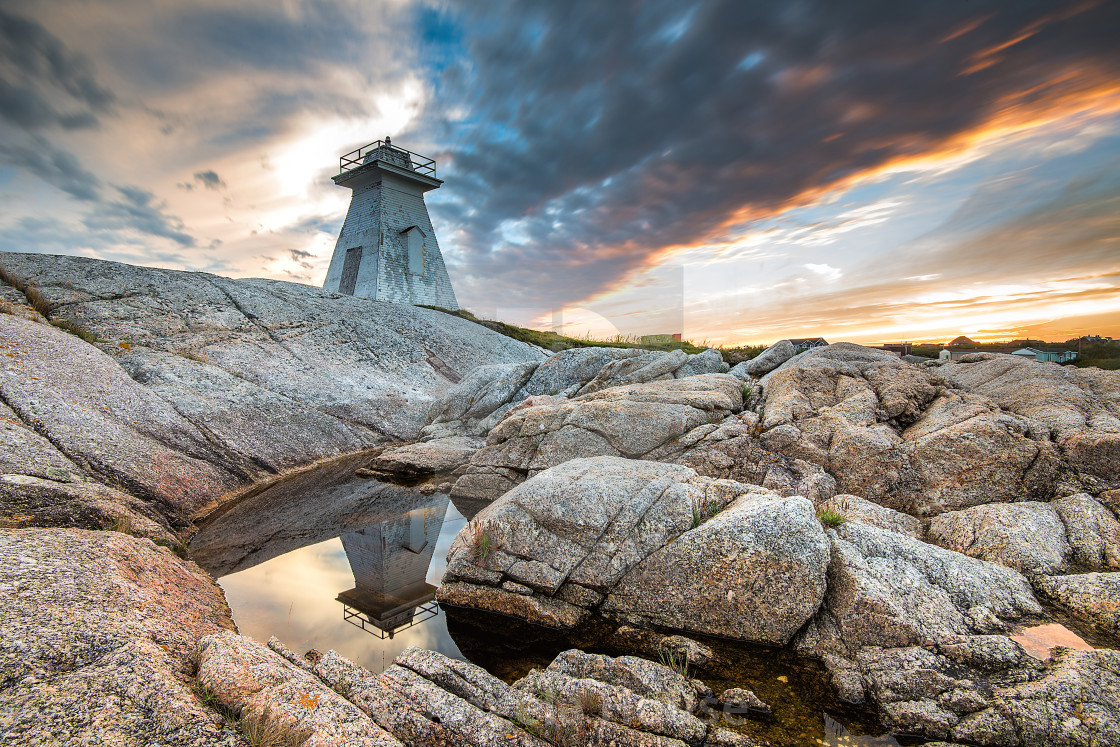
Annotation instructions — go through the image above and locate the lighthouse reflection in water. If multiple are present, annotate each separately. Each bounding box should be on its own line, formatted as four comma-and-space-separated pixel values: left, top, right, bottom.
337, 495, 446, 639
189, 455, 473, 673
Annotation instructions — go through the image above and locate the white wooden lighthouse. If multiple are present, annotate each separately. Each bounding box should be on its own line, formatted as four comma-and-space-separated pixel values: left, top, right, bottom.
323, 137, 459, 309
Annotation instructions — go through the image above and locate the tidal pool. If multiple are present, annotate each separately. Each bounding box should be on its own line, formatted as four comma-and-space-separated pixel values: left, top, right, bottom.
190, 454, 903, 746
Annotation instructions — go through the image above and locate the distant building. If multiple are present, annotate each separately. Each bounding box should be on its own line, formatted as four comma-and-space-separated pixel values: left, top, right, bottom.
947, 335, 977, 348
879, 342, 913, 356
939, 349, 978, 361
1012, 347, 1077, 363
1079, 335, 1113, 343
787, 337, 828, 352
639, 333, 682, 344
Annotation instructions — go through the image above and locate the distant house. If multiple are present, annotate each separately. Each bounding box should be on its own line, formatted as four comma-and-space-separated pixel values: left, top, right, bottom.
1079, 335, 1113, 343
786, 337, 828, 352
638, 333, 682, 344
947, 335, 977, 348
939, 349, 979, 361
1012, 347, 1077, 363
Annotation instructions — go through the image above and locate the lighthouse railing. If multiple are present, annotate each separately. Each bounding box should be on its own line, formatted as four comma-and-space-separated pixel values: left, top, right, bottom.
339, 140, 437, 178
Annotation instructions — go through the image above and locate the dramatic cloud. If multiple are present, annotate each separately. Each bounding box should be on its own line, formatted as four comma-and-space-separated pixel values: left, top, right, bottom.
423, 1, 1120, 313
0, 0, 1118, 343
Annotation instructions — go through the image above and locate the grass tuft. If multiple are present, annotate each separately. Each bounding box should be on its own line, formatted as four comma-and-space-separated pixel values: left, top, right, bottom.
467, 519, 500, 567
153, 534, 191, 559
577, 688, 602, 717
690, 496, 722, 529
657, 647, 691, 678
101, 513, 134, 535
240, 705, 313, 747
817, 509, 848, 528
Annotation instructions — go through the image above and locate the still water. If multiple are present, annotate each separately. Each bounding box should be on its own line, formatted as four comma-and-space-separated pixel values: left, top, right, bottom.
190, 454, 901, 746
190, 454, 477, 673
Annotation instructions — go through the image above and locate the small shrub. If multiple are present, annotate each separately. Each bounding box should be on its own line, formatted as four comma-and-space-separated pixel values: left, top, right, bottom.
817, 509, 847, 528
467, 519, 500, 566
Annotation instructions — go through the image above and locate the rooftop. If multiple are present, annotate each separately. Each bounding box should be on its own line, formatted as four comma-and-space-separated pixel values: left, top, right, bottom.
337, 137, 437, 179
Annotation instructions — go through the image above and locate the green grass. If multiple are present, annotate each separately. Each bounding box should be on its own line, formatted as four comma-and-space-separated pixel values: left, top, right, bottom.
657, 647, 691, 678
817, 510, 848, 528
467, 519, 500, 566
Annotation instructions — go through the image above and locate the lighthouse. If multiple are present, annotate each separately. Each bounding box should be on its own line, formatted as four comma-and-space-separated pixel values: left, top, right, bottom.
323, 137, 459, 309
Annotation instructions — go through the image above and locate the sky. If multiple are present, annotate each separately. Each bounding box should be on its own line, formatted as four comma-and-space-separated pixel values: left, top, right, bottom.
2, 0, 1119, 345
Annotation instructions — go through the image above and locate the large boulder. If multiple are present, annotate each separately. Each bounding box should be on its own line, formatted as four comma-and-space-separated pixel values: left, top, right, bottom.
1034, 573, 1120, 636
944, 354, 1120, 494
757, 343, 1061, 516
798, 521, 1043, 658
0, 252, 545, 522
451, 375, 746, 500
0, 314, 245, 515
421, 346, 730, 439
853, 642, 1120, 745
1051, 493, 1120, 570
197, 632, 403, 747
0, 528, 240, 746
733, 340, 796, 378
439, 456, 830, 645
367, 436, 485, 477
305, 644, 755, 747
926, 502, 1071, 575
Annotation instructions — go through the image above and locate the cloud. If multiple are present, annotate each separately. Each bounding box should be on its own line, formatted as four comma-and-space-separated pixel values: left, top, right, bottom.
414, 0, 1120, 313
0, 136, 101, 201
83, 185, 196, 247
193, 170, 226, 190
0, 8, 115, 133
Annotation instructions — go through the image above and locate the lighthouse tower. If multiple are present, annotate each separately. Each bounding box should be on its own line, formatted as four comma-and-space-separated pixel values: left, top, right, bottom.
323, 137, 458, 309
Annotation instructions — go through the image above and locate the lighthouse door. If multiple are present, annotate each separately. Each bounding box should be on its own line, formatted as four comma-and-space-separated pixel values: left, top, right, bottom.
339, 246, 362, 295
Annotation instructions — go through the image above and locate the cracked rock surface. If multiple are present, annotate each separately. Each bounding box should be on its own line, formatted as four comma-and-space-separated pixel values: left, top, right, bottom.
439, 456, 830, 645
0, 251, 543, 524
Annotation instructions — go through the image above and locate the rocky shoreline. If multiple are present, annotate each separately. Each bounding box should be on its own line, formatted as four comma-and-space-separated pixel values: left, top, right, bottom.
2, 253, 1119, 746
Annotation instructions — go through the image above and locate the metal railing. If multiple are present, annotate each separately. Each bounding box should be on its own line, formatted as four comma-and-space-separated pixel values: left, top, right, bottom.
338, 139, 437, 178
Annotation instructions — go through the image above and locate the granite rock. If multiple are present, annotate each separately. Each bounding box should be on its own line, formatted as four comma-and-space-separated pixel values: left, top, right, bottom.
757, 343, 1061, 516
441, 456, 829, 645
197, 631, 403, 747
739, 340, 796, 377
944, 354, 1120, 494
1051, 493, 1120, 570
367, 436, 485, 477
451, 375, 746, 500
1034, 573, 1120, 636
0, 529, 238, 746
926, 502, 1070, 575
